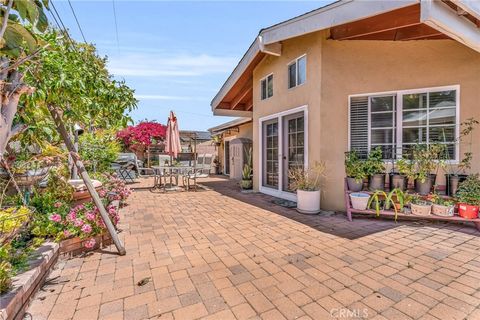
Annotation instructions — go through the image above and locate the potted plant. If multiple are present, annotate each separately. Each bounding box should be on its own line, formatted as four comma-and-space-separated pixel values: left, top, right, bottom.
445, 118, 479, 196
428, 193, 455, 217
212, 135, 222, 147
391, 159, 410, 192
364, 147, 385, 191
349, 192, 370, 210
367, 188, 403, 220
455, 173, 480, 219
344, 151, 366, 192
410, 144, 444, 195
409, 194, 432, 216
288, 161, 326, 214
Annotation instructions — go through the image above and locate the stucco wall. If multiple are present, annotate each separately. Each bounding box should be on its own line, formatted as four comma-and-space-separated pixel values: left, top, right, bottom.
321, 39, 480, 210
217, 121, 253, 175
252, 32, 480, 211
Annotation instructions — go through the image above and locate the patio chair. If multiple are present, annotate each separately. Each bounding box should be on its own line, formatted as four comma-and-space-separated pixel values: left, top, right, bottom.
182, 154, 213, 189
111, 153, 138, 183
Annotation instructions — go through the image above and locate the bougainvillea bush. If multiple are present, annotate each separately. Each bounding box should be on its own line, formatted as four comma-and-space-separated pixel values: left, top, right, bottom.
116, 121, 167, 150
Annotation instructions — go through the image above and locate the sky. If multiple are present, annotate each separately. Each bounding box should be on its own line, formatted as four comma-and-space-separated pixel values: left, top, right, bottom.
54, 1, 332, 131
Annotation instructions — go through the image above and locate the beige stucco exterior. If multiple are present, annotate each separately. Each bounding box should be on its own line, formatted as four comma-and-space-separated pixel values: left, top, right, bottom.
252, 31, 480, 210
216, 121, 253, 175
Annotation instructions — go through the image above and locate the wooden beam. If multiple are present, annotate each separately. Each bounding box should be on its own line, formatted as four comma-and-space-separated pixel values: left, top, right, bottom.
231, 79, 253, 110
395, 24, 444, 40
331, 4, 421, 40
245, 98, 253, 111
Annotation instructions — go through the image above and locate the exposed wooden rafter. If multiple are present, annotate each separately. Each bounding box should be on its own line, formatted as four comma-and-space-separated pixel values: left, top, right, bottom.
230, 79, 253, 110
331, 5, 421, 40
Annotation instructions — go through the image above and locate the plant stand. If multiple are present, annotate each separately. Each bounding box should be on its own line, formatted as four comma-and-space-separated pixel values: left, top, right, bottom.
344, 179, 480, 231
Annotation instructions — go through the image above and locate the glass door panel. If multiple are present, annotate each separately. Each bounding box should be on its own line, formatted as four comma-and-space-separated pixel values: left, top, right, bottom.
283, 113, 305, 192
263, 120, 278, 188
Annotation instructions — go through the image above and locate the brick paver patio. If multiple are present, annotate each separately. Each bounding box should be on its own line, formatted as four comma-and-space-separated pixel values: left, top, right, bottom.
27, 177, 480, 319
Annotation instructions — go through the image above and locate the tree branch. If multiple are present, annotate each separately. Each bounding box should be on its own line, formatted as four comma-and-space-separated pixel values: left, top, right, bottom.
0, 0, 14, 41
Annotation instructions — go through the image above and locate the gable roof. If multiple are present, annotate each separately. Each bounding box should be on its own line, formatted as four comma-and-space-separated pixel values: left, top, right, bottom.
211, 0, 480, 116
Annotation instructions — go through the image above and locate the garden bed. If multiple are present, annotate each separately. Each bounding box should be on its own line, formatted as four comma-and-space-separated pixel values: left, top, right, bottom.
344, 179, 480, 230
0, 242, 59, 320
59, 233, 113, 258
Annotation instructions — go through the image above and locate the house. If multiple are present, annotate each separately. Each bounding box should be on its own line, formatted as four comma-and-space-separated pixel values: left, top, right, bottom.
208, 118, 253, 178
210, 0, 480, 210
179, 130, 216, 155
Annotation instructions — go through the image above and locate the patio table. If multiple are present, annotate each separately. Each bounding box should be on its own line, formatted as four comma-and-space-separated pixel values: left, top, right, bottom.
152, 165, 198, 191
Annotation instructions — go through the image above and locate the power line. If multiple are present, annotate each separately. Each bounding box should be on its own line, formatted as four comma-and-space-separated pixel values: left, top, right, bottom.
67, 0, 87, 43
49, 0, 75, 48
111, 0, 120, 53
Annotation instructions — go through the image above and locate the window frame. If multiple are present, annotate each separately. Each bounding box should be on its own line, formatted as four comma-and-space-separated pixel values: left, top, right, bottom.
287, 54, 307, 89
260, 73, 274, 100
348, 85, 460, 162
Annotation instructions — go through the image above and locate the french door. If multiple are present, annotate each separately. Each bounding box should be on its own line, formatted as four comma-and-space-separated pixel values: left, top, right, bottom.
260, 106, 307, 200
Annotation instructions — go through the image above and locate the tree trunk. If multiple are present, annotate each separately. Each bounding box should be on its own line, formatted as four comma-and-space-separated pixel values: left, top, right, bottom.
0, 59, 34, 156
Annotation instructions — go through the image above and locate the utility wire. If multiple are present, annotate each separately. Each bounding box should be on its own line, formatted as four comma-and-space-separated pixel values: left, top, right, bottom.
49, 0, 76, 48
67, 0, 87, 43
111, 0, 120, 53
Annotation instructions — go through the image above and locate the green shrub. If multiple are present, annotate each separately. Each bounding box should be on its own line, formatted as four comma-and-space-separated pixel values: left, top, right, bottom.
79, 129, 120, 173
456, 174, 480, 206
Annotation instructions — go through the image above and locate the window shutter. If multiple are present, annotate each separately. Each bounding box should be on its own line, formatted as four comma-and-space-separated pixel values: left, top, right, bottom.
349, 96, 368, 158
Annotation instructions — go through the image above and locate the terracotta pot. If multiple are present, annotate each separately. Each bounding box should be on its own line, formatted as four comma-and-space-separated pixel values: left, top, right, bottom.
60, 233, 113, 257
458, 204, 479, 219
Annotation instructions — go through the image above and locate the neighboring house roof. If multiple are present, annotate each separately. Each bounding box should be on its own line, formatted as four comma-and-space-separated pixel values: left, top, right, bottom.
208, 117, 252, 134
211, 0, 480, 116
179, 130, 211, 142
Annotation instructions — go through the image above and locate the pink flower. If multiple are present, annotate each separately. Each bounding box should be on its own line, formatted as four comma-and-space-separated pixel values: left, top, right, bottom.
81, 224, 92, 233
67, 212, 77, 221
84, 238, 96, 249
86, 211, 96, 221
99, 190, 107, 198
63, 230, 71, 237
49, 214, 62, 222
54, 202, 63, 208
74, 218, 84, 227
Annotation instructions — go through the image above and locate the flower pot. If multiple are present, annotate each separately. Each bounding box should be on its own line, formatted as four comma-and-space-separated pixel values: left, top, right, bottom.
458, 203, 479, 219
432, 204, 455, 217
414, 174, 436, 195
389, 173, 408, 192
296, 189, 321, 215
410, 203, 432, 216
346, 177, 363, 192
349, 193, 370, 210
445, 174, 468, 197
369, 174, 385, 191
240, 179, 252, 190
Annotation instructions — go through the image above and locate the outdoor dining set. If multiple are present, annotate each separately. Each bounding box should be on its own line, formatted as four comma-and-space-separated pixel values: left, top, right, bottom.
111, 152, 213, 191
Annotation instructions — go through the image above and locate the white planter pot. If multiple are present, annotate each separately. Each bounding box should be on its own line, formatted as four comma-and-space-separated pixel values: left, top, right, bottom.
350, 193, 370, 210
296, 189, 321, 214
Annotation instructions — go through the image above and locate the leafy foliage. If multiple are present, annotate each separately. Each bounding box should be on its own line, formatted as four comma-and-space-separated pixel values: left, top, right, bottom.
344, 150, 366, 182
116, 121, 167, 150
0, 0, 49, 57
19, 30, 137, 149
363, 147, 385, 176
79, 129, 120, 173
288, 161, 326, 191
456, 174, 480, 206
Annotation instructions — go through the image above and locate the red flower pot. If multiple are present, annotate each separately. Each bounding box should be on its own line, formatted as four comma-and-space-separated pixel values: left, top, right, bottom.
458, 203, 479, 219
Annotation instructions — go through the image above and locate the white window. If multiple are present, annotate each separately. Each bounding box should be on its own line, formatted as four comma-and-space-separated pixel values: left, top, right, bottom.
288, 55, 306, 89
349, 86, 459, 160
260, 74, 274, 100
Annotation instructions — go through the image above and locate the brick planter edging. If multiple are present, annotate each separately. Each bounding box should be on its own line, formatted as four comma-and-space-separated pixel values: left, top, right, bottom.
0, 242, 59, 320
59, 233, 113, 258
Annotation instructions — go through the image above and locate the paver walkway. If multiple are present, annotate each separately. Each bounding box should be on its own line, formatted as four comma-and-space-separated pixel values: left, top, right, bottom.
27, 177, 480, 320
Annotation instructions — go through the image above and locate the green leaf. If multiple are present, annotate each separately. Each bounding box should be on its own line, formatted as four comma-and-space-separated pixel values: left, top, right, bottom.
13, 0, 39, 23
1, 20, 38, 56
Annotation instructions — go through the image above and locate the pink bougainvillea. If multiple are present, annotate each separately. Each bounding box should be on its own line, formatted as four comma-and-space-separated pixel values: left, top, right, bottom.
116, 121, 167, 149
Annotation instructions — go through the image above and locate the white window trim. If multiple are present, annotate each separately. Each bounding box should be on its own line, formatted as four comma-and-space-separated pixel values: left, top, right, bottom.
348, 84, 460, 163
287, 54, 307, 90
223, 135, 236, 175
260, 73, 274, 100
258, 105, 308, 202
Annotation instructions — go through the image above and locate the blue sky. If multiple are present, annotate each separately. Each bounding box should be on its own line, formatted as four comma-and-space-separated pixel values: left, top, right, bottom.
54, 1, 332, 131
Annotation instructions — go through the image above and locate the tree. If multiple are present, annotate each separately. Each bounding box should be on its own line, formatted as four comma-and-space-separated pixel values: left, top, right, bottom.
19, 30, 137, 149
0, 0, 49, 156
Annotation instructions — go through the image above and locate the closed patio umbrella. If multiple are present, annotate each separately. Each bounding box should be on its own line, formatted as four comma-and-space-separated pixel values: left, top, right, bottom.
165, 111, 181, 161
